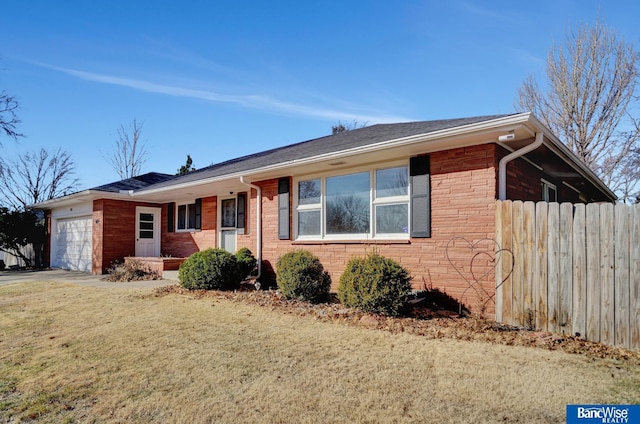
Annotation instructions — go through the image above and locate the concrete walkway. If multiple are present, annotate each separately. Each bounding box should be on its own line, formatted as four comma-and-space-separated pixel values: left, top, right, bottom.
0, 269, 177, 288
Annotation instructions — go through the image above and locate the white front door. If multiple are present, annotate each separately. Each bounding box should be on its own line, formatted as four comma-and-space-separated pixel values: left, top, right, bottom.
219, 197, 237, 253
135, 207, 161, 257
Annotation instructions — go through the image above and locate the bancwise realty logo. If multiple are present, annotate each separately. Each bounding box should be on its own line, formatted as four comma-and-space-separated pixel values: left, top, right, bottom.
567, 405, 640, 423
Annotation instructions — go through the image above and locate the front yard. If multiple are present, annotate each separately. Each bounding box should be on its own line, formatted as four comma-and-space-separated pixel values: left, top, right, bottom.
1, 282, 638, 423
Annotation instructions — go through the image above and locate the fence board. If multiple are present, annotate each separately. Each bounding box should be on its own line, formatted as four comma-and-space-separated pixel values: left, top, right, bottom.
631, 205, 640, 350
511, 201, 524, 325
572, 204, 587, 339
614, 204, 630, 348
501, 200, 513, 325
547, 202, 560, 333
559, 203, 573, 333
586, 204, 601, 342
495, 202, 503, 323
600, 204, 615, 347
523, 202, 536, 328
535, 202, 548, 331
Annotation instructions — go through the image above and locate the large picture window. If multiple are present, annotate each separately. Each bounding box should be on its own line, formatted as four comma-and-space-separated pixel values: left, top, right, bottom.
295, 165, 410, 240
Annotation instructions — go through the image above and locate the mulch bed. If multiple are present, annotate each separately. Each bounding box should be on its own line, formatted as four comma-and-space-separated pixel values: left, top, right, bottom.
153, 284, 640, 364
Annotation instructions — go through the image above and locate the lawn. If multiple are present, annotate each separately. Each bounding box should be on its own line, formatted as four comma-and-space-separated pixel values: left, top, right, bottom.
0, 282, 638, 423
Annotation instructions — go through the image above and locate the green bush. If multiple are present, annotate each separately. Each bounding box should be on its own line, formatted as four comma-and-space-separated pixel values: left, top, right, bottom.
337, 253, 412, 316
276, 249, 331, 303
0, 259, 5, 271
179, 248, 241, 290
235, 247, 257, 280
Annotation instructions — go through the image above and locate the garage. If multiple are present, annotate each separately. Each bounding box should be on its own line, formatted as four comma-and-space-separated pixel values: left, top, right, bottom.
52, 216, 93, 272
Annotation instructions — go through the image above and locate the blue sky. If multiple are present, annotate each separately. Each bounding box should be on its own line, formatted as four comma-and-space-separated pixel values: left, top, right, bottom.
2, 0, 639, 190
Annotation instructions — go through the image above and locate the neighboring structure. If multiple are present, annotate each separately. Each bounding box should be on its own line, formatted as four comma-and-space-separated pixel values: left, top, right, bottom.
33, 113, 615, 313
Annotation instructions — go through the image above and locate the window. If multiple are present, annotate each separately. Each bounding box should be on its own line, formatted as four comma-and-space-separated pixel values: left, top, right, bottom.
294, 165, 410, 240
542, 180, 557, 202
177, 203, 196, 230
221, 198, 236, 228
175, 199, 201, 231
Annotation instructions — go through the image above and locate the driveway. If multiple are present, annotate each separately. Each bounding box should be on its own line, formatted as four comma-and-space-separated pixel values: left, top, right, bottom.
0, 269, 176, 289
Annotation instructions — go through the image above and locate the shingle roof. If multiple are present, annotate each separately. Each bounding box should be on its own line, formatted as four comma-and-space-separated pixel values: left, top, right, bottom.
91, 172, 175, 193
138, 114, 512, 192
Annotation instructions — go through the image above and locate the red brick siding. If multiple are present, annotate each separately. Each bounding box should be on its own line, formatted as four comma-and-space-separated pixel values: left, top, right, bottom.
92, 199, 164, 274
234, 145, 499, 314
161, 196, 217, 258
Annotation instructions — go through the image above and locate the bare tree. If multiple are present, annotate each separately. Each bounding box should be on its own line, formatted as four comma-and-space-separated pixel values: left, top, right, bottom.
0, 90, 22, 143
106, 118, 148, 179
332, 120, 369, 135
0, 148, 79, 210
515, 17, 640, 201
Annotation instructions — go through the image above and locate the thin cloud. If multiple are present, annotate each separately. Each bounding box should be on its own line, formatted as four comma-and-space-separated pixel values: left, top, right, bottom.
455, 2, 518, 23
42, 64, 412, 123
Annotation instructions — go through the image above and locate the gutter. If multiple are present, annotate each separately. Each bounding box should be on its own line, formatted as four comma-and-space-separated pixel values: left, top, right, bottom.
498, 132, 544, 200
239, 176, 262, 280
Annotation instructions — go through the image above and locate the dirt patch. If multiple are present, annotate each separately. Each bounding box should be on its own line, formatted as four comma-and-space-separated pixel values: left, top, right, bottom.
154, 284, 640, 364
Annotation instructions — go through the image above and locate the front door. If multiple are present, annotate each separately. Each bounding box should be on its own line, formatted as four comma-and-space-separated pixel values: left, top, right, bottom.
220, 197, 237, 253
135, 207, 161, 257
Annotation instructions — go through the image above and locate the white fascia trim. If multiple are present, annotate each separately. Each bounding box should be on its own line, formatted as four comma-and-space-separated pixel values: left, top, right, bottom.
30, 190, 134, 209
133, 114, 534, 197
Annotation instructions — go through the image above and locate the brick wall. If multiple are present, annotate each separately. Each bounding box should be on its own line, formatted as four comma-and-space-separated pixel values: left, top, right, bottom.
92, 199, 165, 274
161, 196, 218, 258
234, 145, 499, 314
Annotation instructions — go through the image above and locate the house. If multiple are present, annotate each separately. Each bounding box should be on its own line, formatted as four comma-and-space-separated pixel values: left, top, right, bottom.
33, 113, 615, 313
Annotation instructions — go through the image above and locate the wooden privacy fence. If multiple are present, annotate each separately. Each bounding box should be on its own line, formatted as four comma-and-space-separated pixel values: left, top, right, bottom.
495, 200, 640, 350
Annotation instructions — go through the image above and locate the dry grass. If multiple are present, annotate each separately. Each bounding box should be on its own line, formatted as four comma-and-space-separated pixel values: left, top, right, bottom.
0, 282, 638, 423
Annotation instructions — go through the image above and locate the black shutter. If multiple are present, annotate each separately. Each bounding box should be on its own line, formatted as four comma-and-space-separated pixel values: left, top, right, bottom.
167, 202, 175, 233
237, 193, 246, 229
410, 156, 431, 238
194, 198, 202, 230
278, 177, 290, 240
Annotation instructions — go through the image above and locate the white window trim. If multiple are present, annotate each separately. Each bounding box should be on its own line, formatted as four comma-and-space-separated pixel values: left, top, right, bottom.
293, 161, 410, 241
541, 179, 557, 202
176, 201, 197, 232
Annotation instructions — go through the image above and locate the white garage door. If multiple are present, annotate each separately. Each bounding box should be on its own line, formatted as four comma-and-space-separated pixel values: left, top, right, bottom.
53, 216, 92, 272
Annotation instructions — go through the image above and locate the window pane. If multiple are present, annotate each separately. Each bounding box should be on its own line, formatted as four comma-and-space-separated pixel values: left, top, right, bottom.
140, 222, 153, 230
326, 172, 370, 234
376, 167, 408, 197
139, 230, 154, 239
376, 204, 409, 234
221, 199, 236, 228
139, 213, 154, 222
298, 210, 321, 236
177, 205, 186, 230
298, 179, 321, 205
187, 204, 196, 229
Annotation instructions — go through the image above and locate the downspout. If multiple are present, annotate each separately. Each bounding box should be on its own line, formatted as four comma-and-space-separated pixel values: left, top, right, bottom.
239, 176, 262, 280
498, 132, 544, 200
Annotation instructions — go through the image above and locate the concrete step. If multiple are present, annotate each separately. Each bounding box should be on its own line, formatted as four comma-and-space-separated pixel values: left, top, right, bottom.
163, 270, 179, 282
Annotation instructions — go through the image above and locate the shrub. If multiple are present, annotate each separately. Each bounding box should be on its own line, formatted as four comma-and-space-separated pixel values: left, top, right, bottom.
103, 258, 160, 282
179, 248, 241, 290
235, 247, 257, 280
338, 253, 412, 316
276, 249, 331, 303
0, 259, 5, 271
